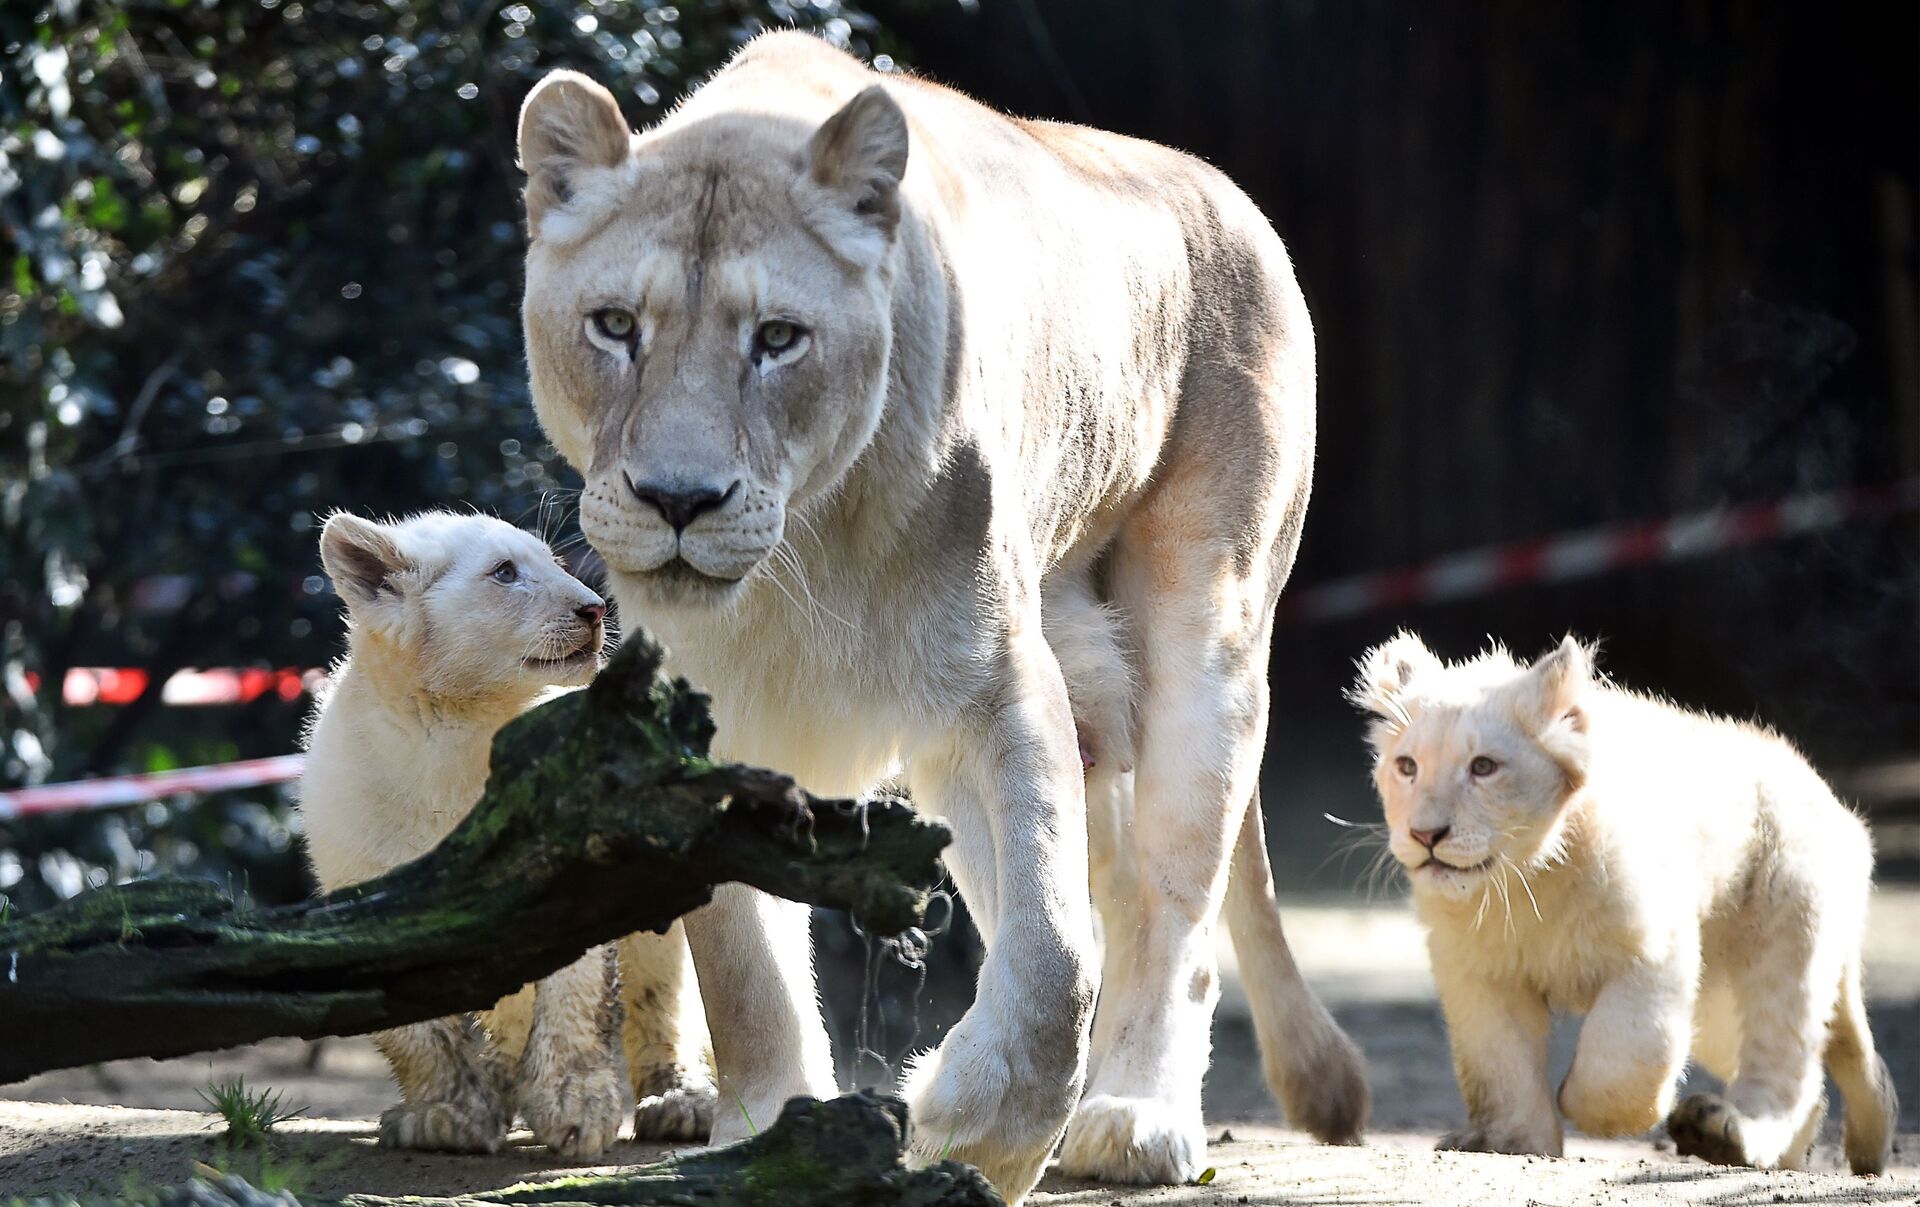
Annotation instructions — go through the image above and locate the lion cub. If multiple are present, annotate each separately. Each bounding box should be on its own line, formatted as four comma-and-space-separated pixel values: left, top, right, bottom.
300, 512, 712, 1157
1351, 632, 1896, 1175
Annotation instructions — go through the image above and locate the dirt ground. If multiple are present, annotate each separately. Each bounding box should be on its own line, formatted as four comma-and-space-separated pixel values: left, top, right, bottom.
5, 893, 1919, 1204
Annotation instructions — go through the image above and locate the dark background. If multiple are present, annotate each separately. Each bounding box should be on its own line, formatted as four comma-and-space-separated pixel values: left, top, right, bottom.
3, 0, 1915, 912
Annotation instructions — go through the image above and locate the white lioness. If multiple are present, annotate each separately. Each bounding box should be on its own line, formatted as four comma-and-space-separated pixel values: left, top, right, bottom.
1351, 632, 1898, 1174
513, 31, 1367, 1199
300, 511, 715, 1156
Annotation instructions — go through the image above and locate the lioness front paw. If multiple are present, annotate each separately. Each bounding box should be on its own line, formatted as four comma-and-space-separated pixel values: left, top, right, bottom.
1056, 1094, 1205, 1184
1666, 1093, 1750, 1168
632, 1081, 717, 1142
378, 1100, 506, 1153
518, 1062, 629, 1159
901, 1023, 1076, 1202
1437, 1123, 1559, 1157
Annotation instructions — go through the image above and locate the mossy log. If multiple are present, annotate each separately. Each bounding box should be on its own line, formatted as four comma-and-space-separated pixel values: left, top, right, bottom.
125, 1094, 1003, 1207
0, 637, 949, 1084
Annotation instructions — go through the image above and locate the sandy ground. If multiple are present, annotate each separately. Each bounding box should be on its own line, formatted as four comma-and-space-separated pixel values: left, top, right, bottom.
5, 892, 1919, 1204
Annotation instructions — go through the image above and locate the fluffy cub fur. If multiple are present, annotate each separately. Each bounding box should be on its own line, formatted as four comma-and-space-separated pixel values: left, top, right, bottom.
299, 511, 714, 1156
1351, 632, 1897, 1174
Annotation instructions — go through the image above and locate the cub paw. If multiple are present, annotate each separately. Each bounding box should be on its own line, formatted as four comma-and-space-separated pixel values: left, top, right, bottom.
1437, 1123, 1558, 1157
1056, 1094, 1206, 1184
518, 1062, 629, 1159
632, 1082, 718, 1142
1666, 1093, 1750, 1168
378, 1100, 506, 1153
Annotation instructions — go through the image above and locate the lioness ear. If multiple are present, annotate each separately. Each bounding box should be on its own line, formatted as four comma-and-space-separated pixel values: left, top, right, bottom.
1348, 630, 1440, 732
807, 84, 909, 238
517, 70, 631, 240
319, 513, 411, 622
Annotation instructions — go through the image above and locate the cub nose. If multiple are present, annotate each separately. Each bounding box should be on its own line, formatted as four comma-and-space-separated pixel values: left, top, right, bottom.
1409, 825, 1451, 851
626, 477, 738, 533
576, 602, 605, 627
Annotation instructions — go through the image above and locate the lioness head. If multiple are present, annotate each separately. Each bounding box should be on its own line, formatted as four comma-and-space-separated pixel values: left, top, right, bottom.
320, 512, 606, 698
515, 53, 909, 609
1349, 632, 1592, 900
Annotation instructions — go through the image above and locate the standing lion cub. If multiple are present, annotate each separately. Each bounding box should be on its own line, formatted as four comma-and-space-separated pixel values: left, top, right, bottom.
1351, 632, 1896, 1175
300, 511, 714, 1156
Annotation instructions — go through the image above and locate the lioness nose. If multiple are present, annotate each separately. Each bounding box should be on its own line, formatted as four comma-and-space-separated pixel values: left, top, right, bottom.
627, 477, 737, 533
576, 603, 605, 626
1410, 825, 1451, 851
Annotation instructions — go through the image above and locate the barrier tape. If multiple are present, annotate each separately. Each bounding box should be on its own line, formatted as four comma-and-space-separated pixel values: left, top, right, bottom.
7, 480, 1911, 817
1275, 478, 1920, 625
0, 754, 306, 821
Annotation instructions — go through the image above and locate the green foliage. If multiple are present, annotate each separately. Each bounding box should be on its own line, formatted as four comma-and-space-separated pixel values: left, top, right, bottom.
0, 0, 906, 909
196, 1076, 305, 1147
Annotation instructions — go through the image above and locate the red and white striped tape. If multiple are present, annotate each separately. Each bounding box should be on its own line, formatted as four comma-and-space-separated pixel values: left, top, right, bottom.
1276, 478, 1920, 625
0, 754, 306, 821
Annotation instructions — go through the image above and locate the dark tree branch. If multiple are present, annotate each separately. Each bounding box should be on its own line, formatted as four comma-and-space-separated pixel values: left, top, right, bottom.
0, 634, 949, 1084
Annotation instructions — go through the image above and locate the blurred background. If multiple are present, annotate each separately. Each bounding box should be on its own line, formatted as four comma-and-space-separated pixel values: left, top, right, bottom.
1, 0, 1915, 1113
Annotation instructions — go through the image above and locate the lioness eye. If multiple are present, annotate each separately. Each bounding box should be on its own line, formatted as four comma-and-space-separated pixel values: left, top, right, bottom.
1470, 756, 1499, 777
591, 308, 637, 343
1394, 756, 1417, 778
753, 320, 804, 356
490, 560, 518, 584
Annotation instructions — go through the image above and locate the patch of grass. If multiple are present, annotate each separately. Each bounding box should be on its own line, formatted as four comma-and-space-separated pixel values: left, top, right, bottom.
196, 1076, 306, 1147
940, 1122, 959, 1162
732, 1087, 758, 1137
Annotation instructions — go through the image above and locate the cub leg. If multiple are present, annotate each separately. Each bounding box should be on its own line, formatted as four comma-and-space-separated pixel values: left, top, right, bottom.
1559, 957, 1695, 1139
1669, 914, 1837, 1170
899, 623, 1098, 1204
374, 1016, 514, 1153
1430, 961, 1561, 1155
1827, 955, 1898, 1174
619, 925, 718, 1141
515, 944, 631, 1158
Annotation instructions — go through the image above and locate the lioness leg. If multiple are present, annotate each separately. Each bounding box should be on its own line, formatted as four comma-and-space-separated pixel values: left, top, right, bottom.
900, 624, 1097, 1202
683, 885, 837, 1146
1057, 503, 1282, 1183
619, 925, 718, 1141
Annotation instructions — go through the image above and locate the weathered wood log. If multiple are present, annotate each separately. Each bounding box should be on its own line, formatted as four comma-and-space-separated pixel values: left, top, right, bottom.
136, 1094, 1002, 1207
0, 636, 949, 1084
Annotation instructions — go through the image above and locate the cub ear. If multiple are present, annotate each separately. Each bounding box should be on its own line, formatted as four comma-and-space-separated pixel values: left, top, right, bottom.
517, 70, 631, 238
807, 84, 910, 238
319, 513, 410, 620
1513, 635, 1593, 732
1348, 630, 1440, 729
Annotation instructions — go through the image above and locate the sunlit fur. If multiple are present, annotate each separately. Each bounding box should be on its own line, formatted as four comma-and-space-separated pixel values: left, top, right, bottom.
298, 512, 665, 1158
515, 30, 1366, 1200
1352, 631, 1897, 1174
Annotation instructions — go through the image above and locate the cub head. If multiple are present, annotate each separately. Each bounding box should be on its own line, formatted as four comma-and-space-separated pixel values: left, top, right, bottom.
320, 512, 606, 700
515, 54, 909, 611
1349, 631, 1594, 901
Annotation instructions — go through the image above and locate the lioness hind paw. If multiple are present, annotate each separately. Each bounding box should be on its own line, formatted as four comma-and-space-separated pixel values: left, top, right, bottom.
378, 1101, 506, 1153
1666, 1093, 1749, 1168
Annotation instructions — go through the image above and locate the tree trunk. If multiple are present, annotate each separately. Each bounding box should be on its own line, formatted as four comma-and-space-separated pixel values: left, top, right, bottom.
144, 1093, 1002, 1207
0, 635, 949, 1084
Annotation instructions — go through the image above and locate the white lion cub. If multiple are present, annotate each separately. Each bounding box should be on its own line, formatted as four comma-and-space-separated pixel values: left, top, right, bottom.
1351, 632, 1896, 1175
300, 511, 633, 1157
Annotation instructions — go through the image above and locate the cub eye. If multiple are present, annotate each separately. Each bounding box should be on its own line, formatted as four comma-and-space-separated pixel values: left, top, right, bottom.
753, 319, 807, 358
490, 560, 519, 584
591, 308, 638, 345
1469, 755, 1500, 777
1394, 755, 1417, 778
